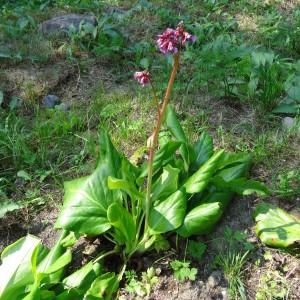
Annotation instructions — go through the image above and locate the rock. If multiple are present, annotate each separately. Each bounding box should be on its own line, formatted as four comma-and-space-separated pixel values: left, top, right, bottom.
43, 94, 60, 108
221, 289, 228, 300
55, 102, 71, 112
207, 270, 222, 288
39, 14, 97, 36
283, 117, 295, 128
282, 117, 300, 137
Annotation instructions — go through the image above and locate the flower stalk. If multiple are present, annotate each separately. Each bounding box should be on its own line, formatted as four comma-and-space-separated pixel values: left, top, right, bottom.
144, 53, 180, 232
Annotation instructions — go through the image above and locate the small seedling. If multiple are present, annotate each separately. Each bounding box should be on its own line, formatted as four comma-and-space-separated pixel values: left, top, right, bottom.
187, 240, 207, 260
125, 267, 158, 297
170, 260, 198, 282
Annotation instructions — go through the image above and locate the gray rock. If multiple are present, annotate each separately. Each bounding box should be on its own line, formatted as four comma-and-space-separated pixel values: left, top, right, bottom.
43, 94, 60, 108
282, 117, 300, 137
55, 102, 71, 112
283, 117, 295, 128
207, 270, 222, 288
39, 14, 97, 36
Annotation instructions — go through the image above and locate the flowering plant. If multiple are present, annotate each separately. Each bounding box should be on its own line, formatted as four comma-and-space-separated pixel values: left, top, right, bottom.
0, 23, 268, 299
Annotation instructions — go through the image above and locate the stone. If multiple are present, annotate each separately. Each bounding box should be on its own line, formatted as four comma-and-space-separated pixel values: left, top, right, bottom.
207, 270, 222, 288
43, 94, 60, 108
282, 117, 300, 137
55, 102, 71, 112
39, 14, 97, 36
283, 117, 295, 128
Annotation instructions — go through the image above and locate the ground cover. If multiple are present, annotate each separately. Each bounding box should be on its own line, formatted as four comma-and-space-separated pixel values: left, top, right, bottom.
0, 0, 299, 299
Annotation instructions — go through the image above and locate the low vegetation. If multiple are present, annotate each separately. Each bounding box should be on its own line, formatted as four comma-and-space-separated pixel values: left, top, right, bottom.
0, 0, 299, 299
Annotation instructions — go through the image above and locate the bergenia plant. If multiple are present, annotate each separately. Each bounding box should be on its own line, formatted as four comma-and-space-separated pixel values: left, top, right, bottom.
0, 22, 269, 300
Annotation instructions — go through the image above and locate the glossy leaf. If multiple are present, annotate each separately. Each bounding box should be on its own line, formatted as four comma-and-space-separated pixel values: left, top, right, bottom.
272, 103, 299, 114
107, 202, 136, 250
191, 132, 213, 171
148, 190, 186, 235
56, 132, 123, 236
254, 203, 300, 248
165, 105, 193, 171
212, 177, 269, 196
177, 202, 223, 237
217, 152, 251, 171
216, 163, 250, 182
84, 272, 119, 300
138, 140, 181, 181
200, 191, 233, 210
37, 231, 71, 283
0, 235, 41, 300
63, 261, 102, 291
151, 164, 180, 203
184, 150, 224, 194
108, 176, 142, 200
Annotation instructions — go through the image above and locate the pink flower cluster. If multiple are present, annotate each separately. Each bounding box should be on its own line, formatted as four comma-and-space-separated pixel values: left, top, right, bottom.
134, 22, 196, 87
134, 71, 150, 87
157, 23, 196, 55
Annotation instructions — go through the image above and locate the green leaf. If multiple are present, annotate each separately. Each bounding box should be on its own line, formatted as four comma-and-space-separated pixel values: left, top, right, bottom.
215, 161, 250, 182
187, 241, 207, 260
272, 103, 299, 114
148, 190, 186, 235
17, 170, 31, 181
184, 150, 224, 194
138, 141, 181, 181
177, 202, 223, 237
0, 199, 22, 218
212, 177, 270, 196
165, 105, 194, 171
0, 235, 41, 300
56, 132, 123, 236
151, 165, 180, 203
107, 202, 136, 251
63, 261, 102, 292
170, 260, 197, 282
191, 132, 213, 170
200, 191, 233, 210
56, 289, 82, 300
108, 176, 142, 200
84, 272, 119, 300
254, 203, 300, 248
217, 152, 251, 171
287, 86, 300, 102
38, 230, 71, 283
60, 231, 79, 248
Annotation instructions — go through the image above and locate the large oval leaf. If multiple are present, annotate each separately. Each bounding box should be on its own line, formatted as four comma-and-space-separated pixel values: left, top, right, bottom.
165, 105, 194, 171
137, 140, 181, 181
191, 131, 213, 171
151, 164, 180, 203
107, 202, 136, 251
148, 190, 186, 235
183, 150, 224, 194
177, 202, 223, 237
0, 235, 41, 300
55, 132, 123, 236
254, 203, 300, 248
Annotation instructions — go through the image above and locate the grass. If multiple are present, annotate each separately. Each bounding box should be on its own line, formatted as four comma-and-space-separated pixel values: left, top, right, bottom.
0, 0, 299, 298
215, 251, 249, 300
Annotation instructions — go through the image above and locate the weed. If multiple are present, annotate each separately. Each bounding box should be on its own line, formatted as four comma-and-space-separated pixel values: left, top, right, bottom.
124, 267, 158, 297
214, 227, 254, 299
170, 260, 198, 282
256, 269, 290, 300
187, 240, 207, 260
